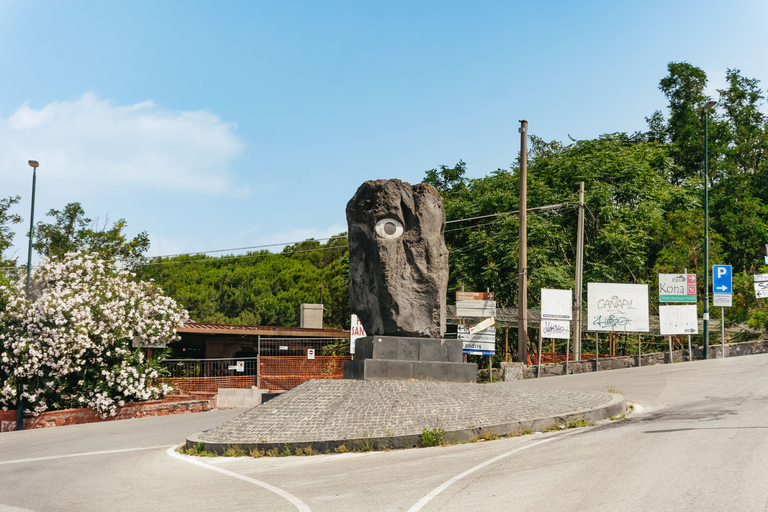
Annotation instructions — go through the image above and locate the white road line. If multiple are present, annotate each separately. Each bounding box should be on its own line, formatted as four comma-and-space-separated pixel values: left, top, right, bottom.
166, 445, 311, 512
0, 445, 176, 465
408, 431, 581, 512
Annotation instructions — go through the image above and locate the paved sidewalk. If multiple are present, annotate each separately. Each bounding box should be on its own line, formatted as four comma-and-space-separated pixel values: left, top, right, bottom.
189, 379, 625, 453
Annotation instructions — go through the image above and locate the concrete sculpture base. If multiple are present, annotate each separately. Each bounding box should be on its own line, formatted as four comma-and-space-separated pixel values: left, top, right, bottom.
343, 336, 477, 383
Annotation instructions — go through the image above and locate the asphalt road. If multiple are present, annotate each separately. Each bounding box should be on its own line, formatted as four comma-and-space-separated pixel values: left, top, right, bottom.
2, 353, 767, 511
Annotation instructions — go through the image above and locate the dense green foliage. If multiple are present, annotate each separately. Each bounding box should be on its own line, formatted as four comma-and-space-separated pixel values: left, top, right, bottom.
6, 61, 768, 344
136, 236, 350, 329
0, 195, 23, 268
33, 202, 150, 268
426, 62, 768, 343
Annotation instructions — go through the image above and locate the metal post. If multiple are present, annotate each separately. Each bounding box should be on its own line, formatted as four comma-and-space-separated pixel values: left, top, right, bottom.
668, 335, 673, 364
537, 326, 542, 378
573, 182, 585, 361
703, 101, 716, 359
721, 307, 725, 358
17, 162, 39, 432
257, 334, 261, 390
685, 268, 692, 362
638, 334, 642, 367
517, 120, 528, 364
595, 332, 599, 372
489, 355, 492, 383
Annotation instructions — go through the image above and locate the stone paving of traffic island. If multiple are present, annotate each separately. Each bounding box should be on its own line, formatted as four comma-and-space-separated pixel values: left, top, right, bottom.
191, 379, 625, 452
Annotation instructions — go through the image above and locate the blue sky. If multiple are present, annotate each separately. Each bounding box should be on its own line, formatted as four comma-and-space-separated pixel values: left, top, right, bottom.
2, 0, 768, 263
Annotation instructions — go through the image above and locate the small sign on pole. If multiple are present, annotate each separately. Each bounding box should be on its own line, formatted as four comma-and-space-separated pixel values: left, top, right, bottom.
307, 349, 315, 360
458, 325, 496, 355
350, 314, 367, 355
754, 281, 768, 299
658, 274, 697, 303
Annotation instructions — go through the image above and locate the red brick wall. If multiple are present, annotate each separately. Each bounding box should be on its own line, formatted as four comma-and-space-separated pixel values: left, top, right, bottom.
0, 392, 216, 432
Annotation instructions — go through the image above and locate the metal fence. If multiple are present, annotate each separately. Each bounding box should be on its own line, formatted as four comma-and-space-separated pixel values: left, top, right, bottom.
157, 354, 350, 393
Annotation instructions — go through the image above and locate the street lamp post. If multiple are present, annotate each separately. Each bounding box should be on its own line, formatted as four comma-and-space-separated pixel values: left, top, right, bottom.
17, 160, 39, 431
703, 101, 716, 360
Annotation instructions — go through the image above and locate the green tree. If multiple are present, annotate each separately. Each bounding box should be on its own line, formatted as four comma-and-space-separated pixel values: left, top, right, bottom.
0, 195, 22, 268
33, 202, 150, 268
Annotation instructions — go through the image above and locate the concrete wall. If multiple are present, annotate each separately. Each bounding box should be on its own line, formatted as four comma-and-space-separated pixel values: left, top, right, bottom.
500, 339, 768, 380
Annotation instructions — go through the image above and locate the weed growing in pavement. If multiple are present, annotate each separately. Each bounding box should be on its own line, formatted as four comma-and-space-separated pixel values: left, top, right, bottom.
356, 435, 375, 452
566, 418, 594, 428
544, 418, 594, 432
608, 414, 626, 421
607, 386, 623, 394
420, 428, 446, 447
178, 442, 216, 457
481, 431, 498, 441
335, 444, 350, 454
295, 445, 317, 456
507, 428, 534, 437
223, 446, 248, 457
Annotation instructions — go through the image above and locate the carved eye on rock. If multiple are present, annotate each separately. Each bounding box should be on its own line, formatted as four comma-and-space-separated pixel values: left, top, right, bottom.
375, 218, 404, 239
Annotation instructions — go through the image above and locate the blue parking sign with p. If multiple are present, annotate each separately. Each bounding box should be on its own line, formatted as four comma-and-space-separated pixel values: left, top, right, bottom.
713, 265, 732, 293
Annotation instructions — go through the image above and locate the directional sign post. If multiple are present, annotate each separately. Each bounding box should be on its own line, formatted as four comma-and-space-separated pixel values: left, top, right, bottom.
713, 265, 733, 358
713, 265, 732, 294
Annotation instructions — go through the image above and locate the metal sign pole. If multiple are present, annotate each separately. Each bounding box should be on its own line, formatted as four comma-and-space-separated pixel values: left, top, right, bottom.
638, 334, 642, 367
721, 307, 725, 358
668, 335, 673, 364
537, 327, 543, 378
688, 335, 692, 362
595, 332, 599, 372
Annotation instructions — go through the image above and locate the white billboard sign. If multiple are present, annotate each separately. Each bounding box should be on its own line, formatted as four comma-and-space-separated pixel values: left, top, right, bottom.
541, 288, 573, 320
541, 319, 571, 339
755, 281, 768, 299
587, 283, 649, 332
659, 305, 699, 335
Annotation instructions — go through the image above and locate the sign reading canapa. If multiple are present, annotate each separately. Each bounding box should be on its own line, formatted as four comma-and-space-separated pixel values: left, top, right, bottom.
587, 283, 650, 332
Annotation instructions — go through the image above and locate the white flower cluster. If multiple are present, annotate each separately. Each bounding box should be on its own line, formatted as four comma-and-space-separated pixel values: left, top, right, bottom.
0, 253, 188, 418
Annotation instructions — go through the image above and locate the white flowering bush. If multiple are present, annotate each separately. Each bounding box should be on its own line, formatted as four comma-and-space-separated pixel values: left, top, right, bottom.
0, 253, 188, 417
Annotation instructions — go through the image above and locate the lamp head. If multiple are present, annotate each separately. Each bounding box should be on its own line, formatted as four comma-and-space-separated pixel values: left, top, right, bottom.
28, 160, 39, 168
704, 101, 717, 109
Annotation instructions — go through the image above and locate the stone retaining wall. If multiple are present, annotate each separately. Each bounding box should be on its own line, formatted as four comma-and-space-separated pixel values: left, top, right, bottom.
0, 392, 216, 432
501, 339, 768, 380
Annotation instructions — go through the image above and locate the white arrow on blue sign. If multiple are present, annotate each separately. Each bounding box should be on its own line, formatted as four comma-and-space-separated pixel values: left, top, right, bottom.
713, 265, 732, 293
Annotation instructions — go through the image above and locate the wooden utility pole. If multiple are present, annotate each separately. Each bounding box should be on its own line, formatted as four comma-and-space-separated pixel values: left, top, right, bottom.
517, 120, 528, 364
573, 182, 585, 360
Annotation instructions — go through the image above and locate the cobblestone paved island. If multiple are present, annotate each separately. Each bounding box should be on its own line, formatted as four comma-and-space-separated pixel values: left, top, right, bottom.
189, 380, 625, 453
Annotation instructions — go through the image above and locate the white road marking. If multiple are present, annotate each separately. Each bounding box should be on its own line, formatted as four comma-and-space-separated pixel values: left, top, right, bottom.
408, 430, 582, 512
0, 445, 175, 465
167, 445, 311, 512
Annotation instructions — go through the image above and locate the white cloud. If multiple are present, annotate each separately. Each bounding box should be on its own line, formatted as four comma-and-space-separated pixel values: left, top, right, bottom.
0, 93, 245, 198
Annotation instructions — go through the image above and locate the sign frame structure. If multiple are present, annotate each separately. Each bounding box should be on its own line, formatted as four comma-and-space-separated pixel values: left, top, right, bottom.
456, 300, 497, 318
658, 273, 697, 303
541, 288, 573, 320
659, 305, 699, 335
458, 324, 496, 356
712, 265, 733, 294
587, 283, 650, 333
